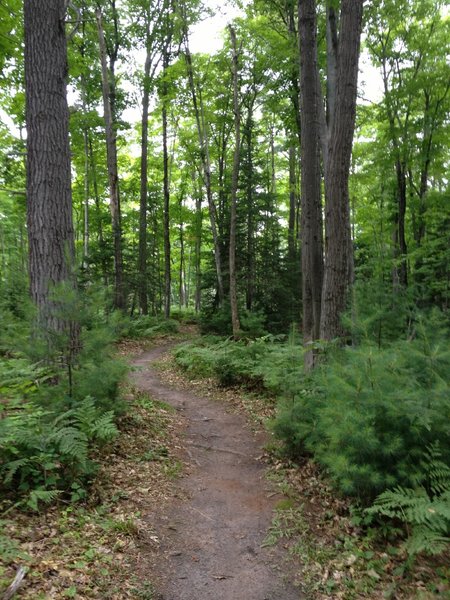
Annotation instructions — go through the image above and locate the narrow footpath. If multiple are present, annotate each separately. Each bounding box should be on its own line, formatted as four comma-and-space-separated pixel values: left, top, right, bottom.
131, 344, 302, 600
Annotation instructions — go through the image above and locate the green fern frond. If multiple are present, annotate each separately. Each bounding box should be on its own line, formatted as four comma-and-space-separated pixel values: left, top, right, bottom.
91, 411, 118, 442
3, 457, 31, 483
405, 525, 450, 556
73, 396, 98, 431
368, 449, 450, 557
51, 426, 88, 461
27, 489, 61, 511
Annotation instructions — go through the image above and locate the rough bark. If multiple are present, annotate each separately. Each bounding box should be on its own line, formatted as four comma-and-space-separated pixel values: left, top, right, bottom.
24, 0, 79, 355
96, 9, 125, 310
229, 25, 241, 338
320, 0, 363, 341
178, 194, 186, 308
194, 173, 203, 312
298, 0, 324, 364
245, 100, 256, 311
326, 3, 338, 133
162, 49, 171, 319
138, 41, 152, 315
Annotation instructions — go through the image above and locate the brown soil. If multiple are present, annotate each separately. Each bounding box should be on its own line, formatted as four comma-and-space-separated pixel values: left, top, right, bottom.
131, 344, 303, 600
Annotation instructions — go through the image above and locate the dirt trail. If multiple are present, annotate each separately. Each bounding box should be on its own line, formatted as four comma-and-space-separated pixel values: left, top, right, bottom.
131, 344, 302, 600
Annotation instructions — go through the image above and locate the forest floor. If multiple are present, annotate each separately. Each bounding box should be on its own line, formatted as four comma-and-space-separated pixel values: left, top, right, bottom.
130, 342, 302, 600
1, 333, 448, 599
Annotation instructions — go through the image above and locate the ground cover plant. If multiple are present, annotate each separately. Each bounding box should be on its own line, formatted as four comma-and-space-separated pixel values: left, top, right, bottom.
0, 384, 183, 598
0, 301, 127, 512
1, 0, 450, 596
163, 339, 450, 598
172, 313, 450, 573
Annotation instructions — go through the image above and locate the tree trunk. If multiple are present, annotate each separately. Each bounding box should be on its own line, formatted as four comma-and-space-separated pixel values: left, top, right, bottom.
82, 127, 90, 269
162, 49, 171, 319
288, 144, 298, 270
138, 40, 152, 315
194, 173, 203, 312
24, 0, 79, 358
326, 2, 338, 134
229, 25, 241, 338
394, 159, 408, 288
320, 0, 363, 341
80, 19, 90, 272
96, 9, 125, 310
179, 194, 186, 309
298, 0, 324, 365
245, 101, 256, 311
286, 2, 302, 145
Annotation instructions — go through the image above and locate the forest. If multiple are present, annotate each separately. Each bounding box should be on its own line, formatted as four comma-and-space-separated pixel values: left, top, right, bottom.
0, 0, 450, 597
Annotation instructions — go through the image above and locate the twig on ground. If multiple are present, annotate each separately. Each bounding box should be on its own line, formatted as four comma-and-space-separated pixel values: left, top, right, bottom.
2, 566, 28, 600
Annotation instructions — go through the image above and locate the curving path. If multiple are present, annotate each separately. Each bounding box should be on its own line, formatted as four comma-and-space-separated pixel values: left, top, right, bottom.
131, 344, 302, 600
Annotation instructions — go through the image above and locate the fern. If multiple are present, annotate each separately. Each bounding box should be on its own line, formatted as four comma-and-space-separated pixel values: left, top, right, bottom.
3, 458, 33, 484
72, 396, 97, 430
91, 412, 118, 442
27, 489, 61, 511
368, 445, 450, 557
72, 397, 118, 442
51, 426, 88, 461
0, 290, 127, 508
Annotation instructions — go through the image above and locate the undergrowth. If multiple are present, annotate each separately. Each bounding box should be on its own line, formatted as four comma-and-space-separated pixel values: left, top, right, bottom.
173, 312, 450, 561
0, 389, 180, 598
117, 315, 179, 339
0, 291, 127, 512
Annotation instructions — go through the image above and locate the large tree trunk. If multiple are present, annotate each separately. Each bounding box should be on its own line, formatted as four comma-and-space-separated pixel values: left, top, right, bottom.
24, 0, 79, 357
320, 0, 363, 341
96, 9, 125, 310
138, 39, 152, 315
194, 173, 203, 312
326, 2, 338, 134
229, 26, 241, 338
178, 194, 186, 308
162, 49, 171, 319
245, 99, 256, 311
298, 0, 324, 365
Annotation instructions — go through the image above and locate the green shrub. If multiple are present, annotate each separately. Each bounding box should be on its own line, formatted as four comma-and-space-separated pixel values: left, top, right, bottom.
199, 305, 268, 338
273, 316, 450, 502
117, 315, 179, 339
199, 305, 233, 336
0, 289, 127, 509
169, 308, 199, 324
173, 336, 222, 379
173, 333, 296, 391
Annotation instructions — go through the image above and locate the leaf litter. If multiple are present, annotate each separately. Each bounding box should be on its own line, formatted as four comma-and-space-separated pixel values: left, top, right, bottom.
156, 345, 450, 600
0, 340, 186, 599
1, 335, 449, 599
